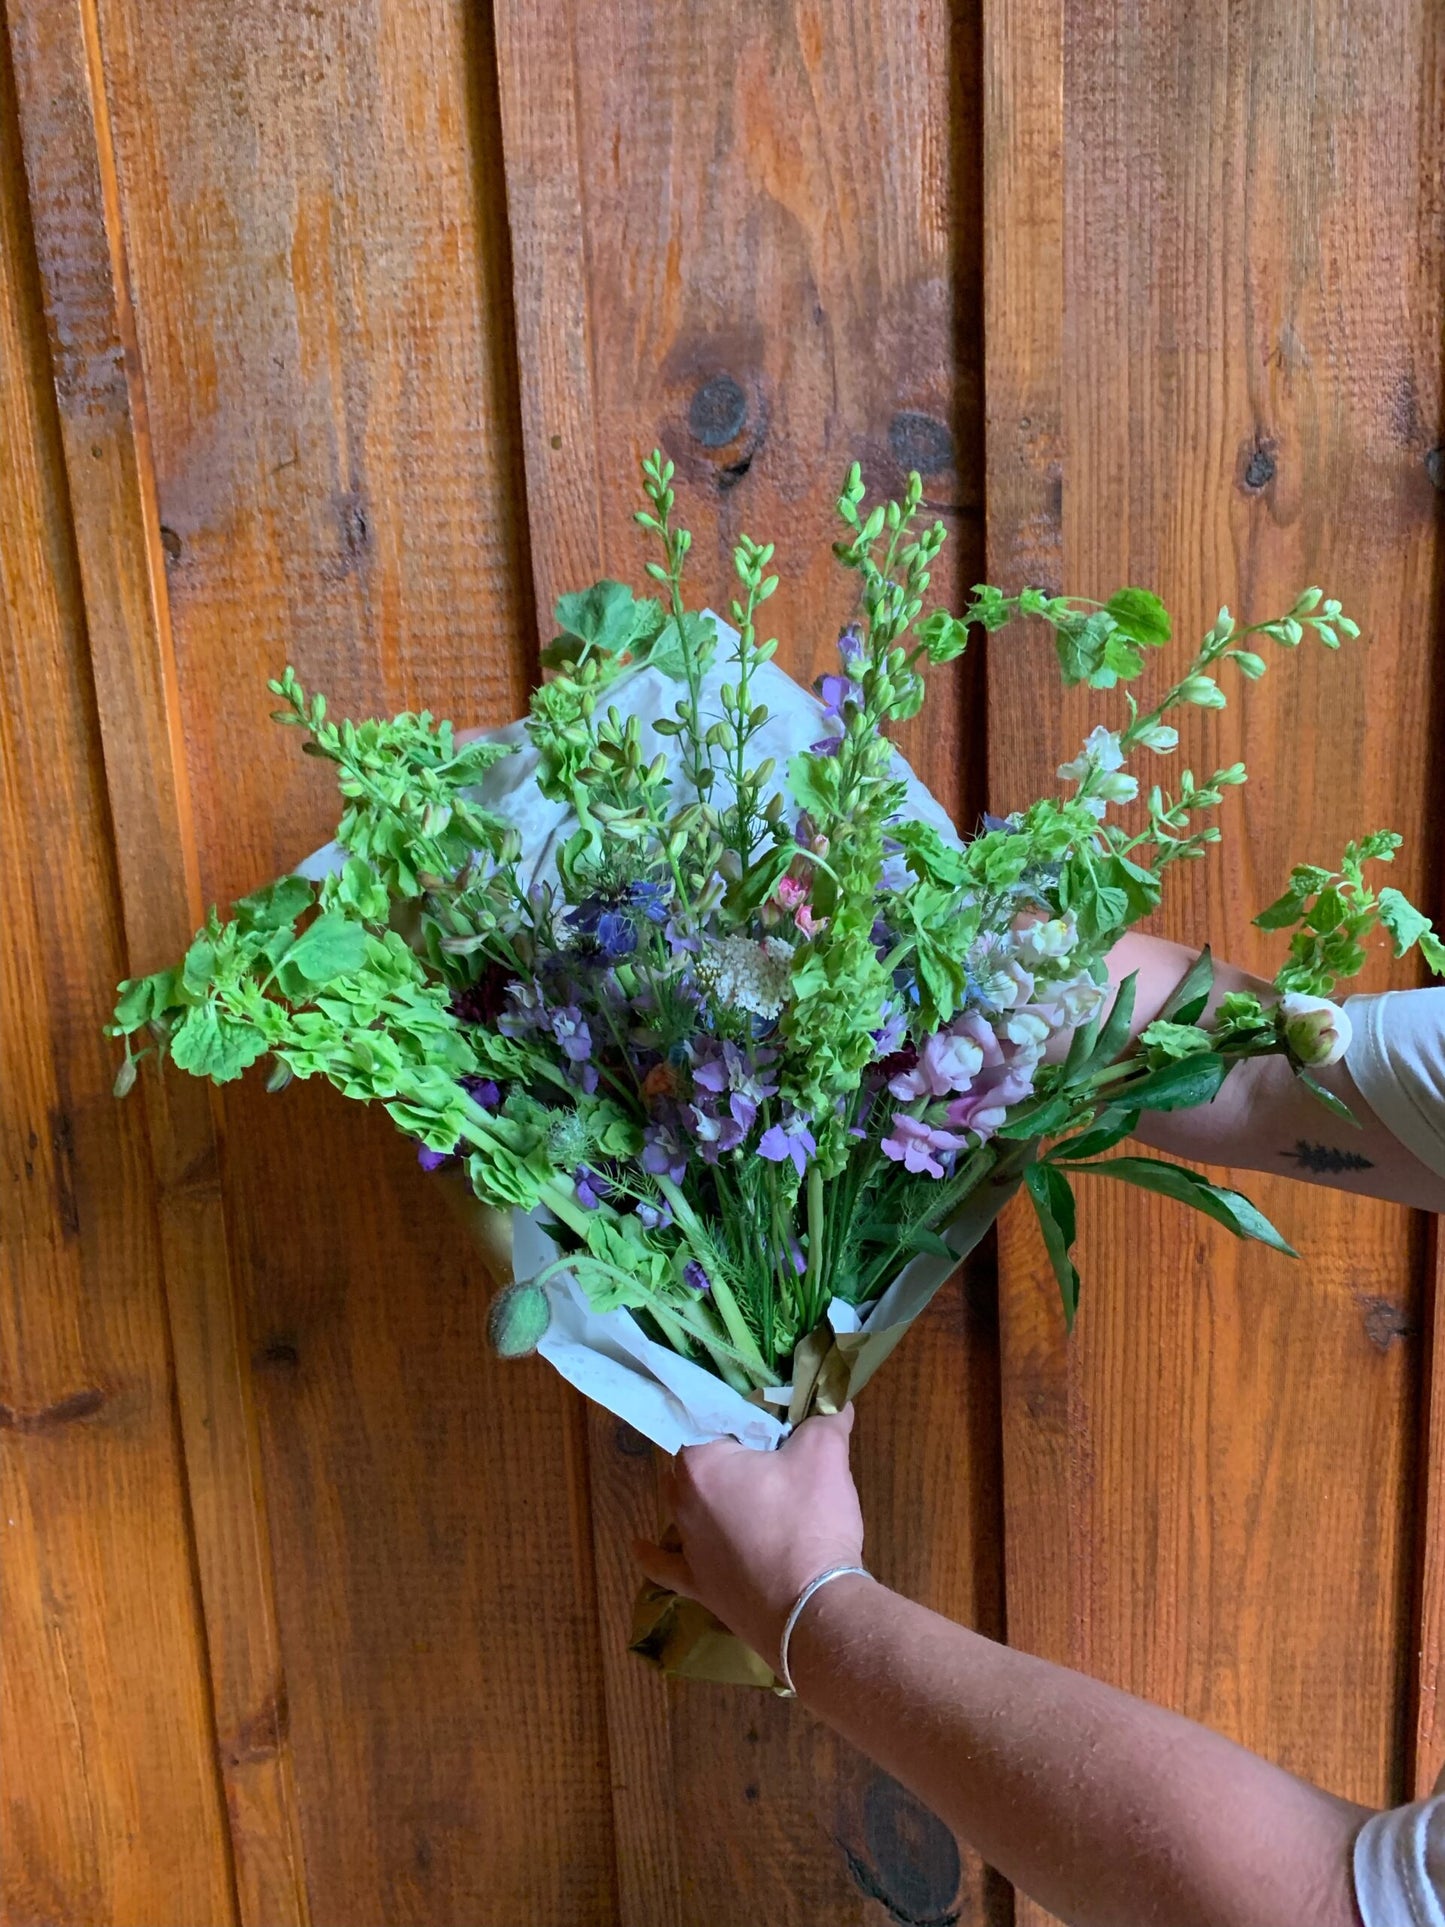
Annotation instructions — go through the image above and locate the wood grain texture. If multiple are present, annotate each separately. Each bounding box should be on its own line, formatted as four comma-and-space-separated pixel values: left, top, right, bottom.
495, 3, 1003, 1922
3, 1, 311, 1917
78, 0, 615, 1919
987, 4, 1445, 1918
0, 20, 238, 1922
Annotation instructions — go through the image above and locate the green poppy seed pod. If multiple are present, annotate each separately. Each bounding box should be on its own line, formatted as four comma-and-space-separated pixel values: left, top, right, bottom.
488, 1281, 551, 1359
112, 1055, 137, 1099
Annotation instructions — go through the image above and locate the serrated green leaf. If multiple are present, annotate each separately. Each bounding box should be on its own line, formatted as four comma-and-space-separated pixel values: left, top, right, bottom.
234, 874, 314, 932
1254, 889, 1308, 931
1105, 587, 1172, 646
279, 911, 369, 988
1421, 929, 1445, 975
182, 936, 217, 998
168, 1004, 269, 1083
1376, 886, 1432, 959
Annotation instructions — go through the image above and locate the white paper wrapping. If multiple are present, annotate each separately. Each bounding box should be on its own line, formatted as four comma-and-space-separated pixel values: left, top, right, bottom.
296, 616, 1016, 1452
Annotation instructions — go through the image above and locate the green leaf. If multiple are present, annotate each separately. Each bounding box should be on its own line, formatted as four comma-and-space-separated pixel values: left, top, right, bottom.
787, 750, 842, 820
648, 610, 719, 681
1159, 945, 1214, 1026
1114, 1052, 1231, 1113
1060, 1007, 1103, 1083
1049, 1108, 1140, 1161
1105, 587, 1172, 646
1059, 1155, 1296, 1256
234, 874, 314, 932
168, 1004, 269, 1083
181, 936, 217, 998
279, 911, 369, 988
1024, 1163, 1082, 1328
1074, 971, 1138, 1080
1139, 1019, 1214, 1060
1254, 889, 1308, 931
113, 969, 182, 1032
552, 579, 664, 659
1376, 886, 1432, 959
1297, 1070, 1360, 1127
1421, 929, 1445, 976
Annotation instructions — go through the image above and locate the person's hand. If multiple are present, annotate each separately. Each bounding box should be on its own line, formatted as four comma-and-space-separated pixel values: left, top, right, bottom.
632, 1407, 865, 1670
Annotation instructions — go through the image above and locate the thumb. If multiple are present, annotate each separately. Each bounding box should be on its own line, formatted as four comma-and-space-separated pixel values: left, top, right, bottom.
786, 1402, 856, 1451
631, 1536, 695, 1597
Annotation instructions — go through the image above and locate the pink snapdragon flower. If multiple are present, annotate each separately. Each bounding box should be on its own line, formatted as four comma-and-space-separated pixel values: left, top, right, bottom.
888, 1027, 986, 1100
880, 1113, 969, 1179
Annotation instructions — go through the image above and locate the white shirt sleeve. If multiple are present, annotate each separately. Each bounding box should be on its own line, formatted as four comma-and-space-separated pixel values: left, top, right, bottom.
1355, 1794, 1445, 1926
1343, 989, 1445, 1181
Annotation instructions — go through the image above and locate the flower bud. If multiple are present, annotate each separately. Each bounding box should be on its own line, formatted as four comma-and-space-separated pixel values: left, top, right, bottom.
488, 1281, 551, 1358
1180, 674, 1226, 707
1278, 991, 1353, 1068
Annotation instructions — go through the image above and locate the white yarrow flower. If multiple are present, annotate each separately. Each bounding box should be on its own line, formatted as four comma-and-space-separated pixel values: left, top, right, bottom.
694, 934, 795, 1020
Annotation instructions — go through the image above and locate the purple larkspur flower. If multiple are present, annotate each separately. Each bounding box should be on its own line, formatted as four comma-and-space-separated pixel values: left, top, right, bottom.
641, 1117, 688, 1185
757, 1110, 817, 1178
635, 1196, 673, 1232
872, 1004, 908, 1060
416, 1143, 455, 1172
550, 1004, 592, 1064
682, 1259, 712, 1295
574, 1164, 614, 1210
498, 977, 548, 1038
688, 1094, 753, 1161
691, 1038, 778, 1107
880, 1113, 968, 1179
837, 623, 866, 678
460, 1076, 500, 1110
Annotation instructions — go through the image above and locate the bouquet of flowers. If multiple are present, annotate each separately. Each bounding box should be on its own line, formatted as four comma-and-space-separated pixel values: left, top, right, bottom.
112, 453, 1443, 1684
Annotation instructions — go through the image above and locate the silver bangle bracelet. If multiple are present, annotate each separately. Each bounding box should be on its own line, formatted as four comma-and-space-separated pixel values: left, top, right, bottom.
775, 1563, 872, 1698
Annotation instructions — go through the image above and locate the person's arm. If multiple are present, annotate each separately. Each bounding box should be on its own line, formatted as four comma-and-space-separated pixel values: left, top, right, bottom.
1098, 930, 1445, 1212
635, 1410, 1369, 1927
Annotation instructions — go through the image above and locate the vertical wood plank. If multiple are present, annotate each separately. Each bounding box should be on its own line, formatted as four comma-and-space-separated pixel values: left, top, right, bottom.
0, 18, 238, 1922
76, 0, 618, 1920
4, 1, 310, 1920
988, 7, 1445, 1919
496, 4, 1001, 1922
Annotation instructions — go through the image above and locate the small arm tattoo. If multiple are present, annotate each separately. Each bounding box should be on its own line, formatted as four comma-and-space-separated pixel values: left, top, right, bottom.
1280, 1139, 1375, 1174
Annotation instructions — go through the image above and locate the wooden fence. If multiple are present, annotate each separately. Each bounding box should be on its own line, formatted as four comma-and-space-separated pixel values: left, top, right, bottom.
2, 1, 1442, 1922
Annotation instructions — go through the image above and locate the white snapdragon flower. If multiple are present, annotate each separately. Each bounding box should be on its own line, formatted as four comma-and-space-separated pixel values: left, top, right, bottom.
1011, 912, 1076, 963
1058, 726, 1139, 819
1039, 971, 1108, 1028
1278, 991, 1353, 1068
